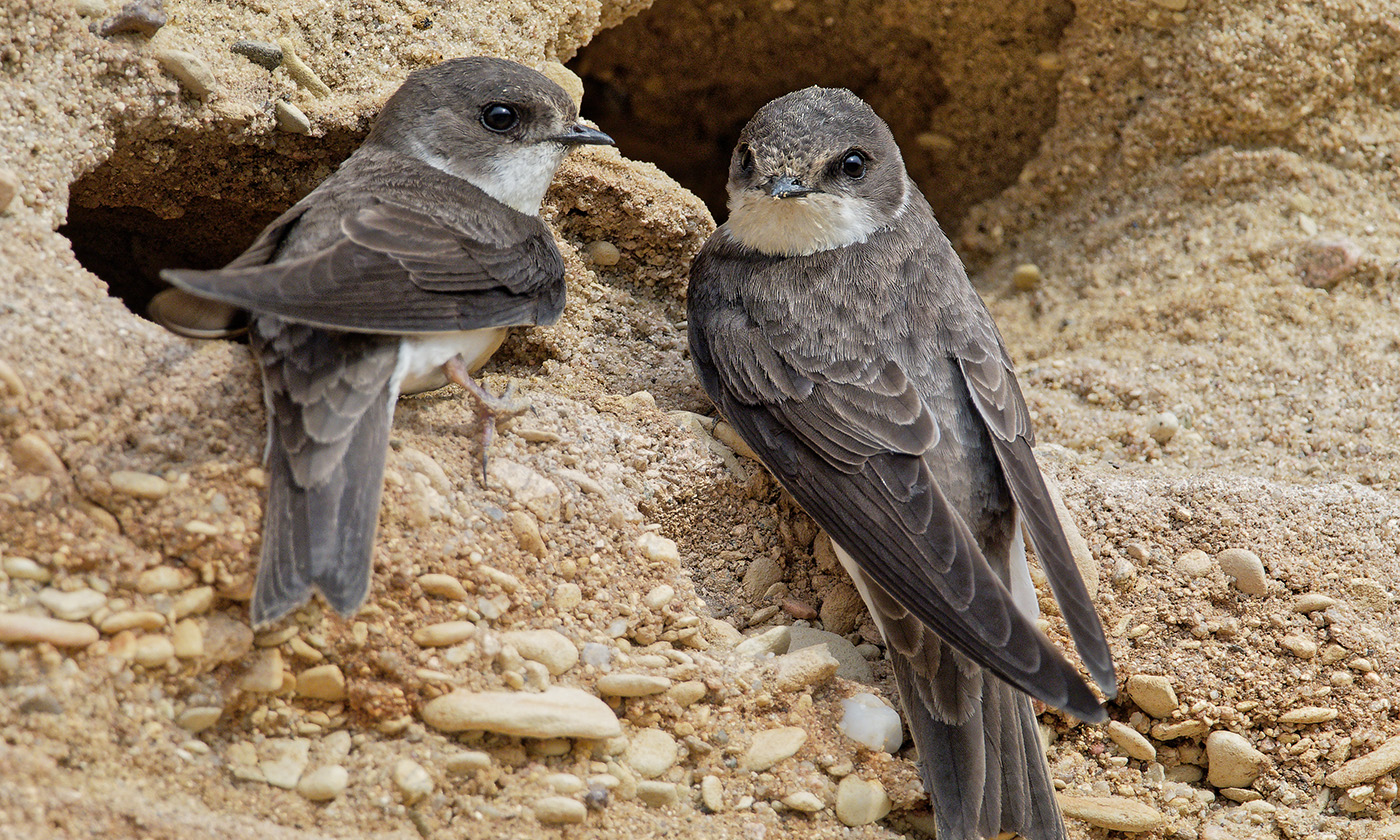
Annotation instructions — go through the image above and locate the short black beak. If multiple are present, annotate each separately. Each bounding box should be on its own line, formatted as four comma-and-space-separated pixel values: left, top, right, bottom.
766, 175, 813, 199
554, 123, 614, 147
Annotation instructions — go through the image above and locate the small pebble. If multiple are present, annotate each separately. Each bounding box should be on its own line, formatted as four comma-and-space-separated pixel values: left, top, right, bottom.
819, 582, 866, 635
1216, 548, 1267, 596
0, 358, 26, 399
1278, 706, 1338, 725
173, 586, 215, 618
421, 687, 621, 738
666, 680, 706, 707
643, 584, 675, 610
154, 49, 217, 99
274, 100, 311, 134
1125, 674, 1179, 718
782, 791, 824, 813
553, 582, 583, 609
137, 566, 191, 594
1298, 237, 1362, 289
838, 693, 903, 753
38, 587, 106, 621
0, 614, 99, 647
98, 0, 165, 36
735, 625, 791, 658
1280, 635, 1317, 658
298, 764, 348, 801
1012, 263, 1043, 291
134, 634, 174, 667
487, 459, 560, 520
780, 597, 818, 620
297, 664, 346, 701
1056, 794, 1164, 832
172, 619, 203, 659
1205, 730, 1267, 788
100, 610, 165, 634
1325, 733, 1400, 787
393, 758, 433, 804
3, 556, 51, 582
110, 470, 171, 499
596, 673, 671, 696
742, 727, 807, 771
534, 796, 586, 824
1293, 593, 1338, 613
1147, 411, 1179, 444
545, 773, 584, 794
625, 729, 678, 778
636, 533, 679, 564
773, 644, 839, 692
636, 780, 679, 808
742, 556, 785, 600
585, 241, 621, 267
1106, 721, 1156, 761
445, 750, 492, 775
1175, 550, 1213, 578
500, 629, 578, 675
12, 434, 66, 478
835, 776, 890, 826
176, 705, 223, 733
240, 649, 284, 693
231, 39, 283, 70
260, 738, 310, 789
413, 621, 475, 647
701, 774, 725, 812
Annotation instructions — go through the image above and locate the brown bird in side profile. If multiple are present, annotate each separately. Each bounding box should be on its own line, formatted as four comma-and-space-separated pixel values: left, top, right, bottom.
687, 87, 1116, 839
151, 57, 612, 626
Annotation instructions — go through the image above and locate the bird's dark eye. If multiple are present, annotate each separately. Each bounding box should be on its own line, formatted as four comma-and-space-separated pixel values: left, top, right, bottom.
481, 104, 519, 133
840, 150, 867, 179
738, 145, 754, 174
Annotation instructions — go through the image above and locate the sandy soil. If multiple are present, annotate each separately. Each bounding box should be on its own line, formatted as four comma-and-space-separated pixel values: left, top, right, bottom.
3, 0, 1400, 839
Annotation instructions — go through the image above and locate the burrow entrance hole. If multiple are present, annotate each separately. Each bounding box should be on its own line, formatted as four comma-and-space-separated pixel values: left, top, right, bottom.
65, 0, 1072, 306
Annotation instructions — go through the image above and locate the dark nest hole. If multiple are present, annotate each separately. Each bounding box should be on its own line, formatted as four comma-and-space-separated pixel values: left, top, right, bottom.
570, 0, 1074, 231
60, 125, 364, 322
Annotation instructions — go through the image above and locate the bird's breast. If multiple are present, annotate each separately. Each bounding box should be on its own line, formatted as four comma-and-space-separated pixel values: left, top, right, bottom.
394, 328, 508, 395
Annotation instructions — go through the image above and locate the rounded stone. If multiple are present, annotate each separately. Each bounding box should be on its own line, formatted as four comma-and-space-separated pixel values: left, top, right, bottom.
1056, 794, 1164, 832
636, 533, 679, 564
1205, 730, 1267, 788
133, 634, 175, 668
413, 621, 475, 647
1146, 411, 1180, 444
109, 470, 171, 499
1125, 674, 1179, 718
418, 573, 468, 600
1216, 548, 1267, 596
1106, 721, 1156, 761
500, 629, 578, 676
534, 795, 586, 824
625, 728, 678, 778
1175, 550, 1214, 578
298, 764, 348, 801
421, 687, 621, 739
0, 613, 99, 647
176, 705, 223, 733
643, 584, 675, 610
393, 758, 433, 804
1012, 263, 1043, 291
297, 664, 346, 701
835, 776, 890, 826
636, 780, 679, 808
596, 673, 671, 697
37, 587, 106, 621
782, 791, 824, 813
742, 726, 807, 771
585, 240, 621, 267
819, 581, 866, 636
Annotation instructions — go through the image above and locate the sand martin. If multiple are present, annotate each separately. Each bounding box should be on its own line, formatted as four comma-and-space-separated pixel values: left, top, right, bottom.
151, 57, 612, 626
687, 87, 1116, 839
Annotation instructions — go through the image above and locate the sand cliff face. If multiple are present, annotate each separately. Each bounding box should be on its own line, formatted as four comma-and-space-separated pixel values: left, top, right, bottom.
3, 0, 1400, 838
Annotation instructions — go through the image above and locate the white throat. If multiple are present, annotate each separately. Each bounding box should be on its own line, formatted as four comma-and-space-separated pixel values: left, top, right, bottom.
411, 139, 565, 217
724, 188, 895, 257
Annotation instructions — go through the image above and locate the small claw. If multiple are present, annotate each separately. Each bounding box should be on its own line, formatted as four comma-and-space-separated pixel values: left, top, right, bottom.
442, 354, 532, 485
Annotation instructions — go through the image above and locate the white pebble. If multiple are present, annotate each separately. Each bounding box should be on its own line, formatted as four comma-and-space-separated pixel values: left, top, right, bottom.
393, 758, 433, 804
838, 693, 903, 753
1216, 548, 1267, 596
298, 764, 348, 801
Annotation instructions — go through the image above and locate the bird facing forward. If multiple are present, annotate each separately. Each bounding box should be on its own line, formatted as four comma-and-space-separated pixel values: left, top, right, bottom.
686, 87, 1116, 839
152, 57, 612, 626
